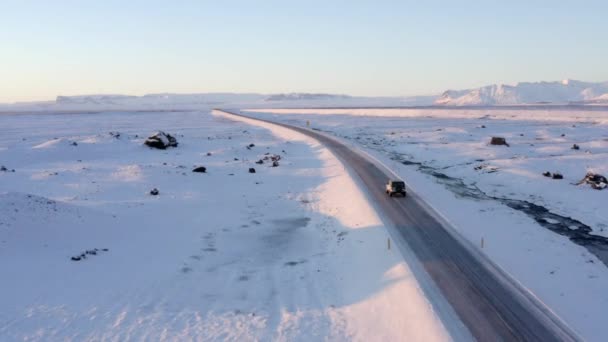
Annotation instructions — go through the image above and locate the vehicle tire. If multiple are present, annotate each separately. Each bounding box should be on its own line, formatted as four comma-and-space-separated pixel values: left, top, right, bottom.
389, 192, 393, 197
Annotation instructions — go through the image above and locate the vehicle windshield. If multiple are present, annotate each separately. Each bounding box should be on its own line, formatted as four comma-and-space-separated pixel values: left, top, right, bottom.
392, 181, 405, 188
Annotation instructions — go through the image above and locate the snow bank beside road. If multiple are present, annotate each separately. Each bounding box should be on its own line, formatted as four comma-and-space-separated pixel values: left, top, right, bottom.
213, 109, 456, 341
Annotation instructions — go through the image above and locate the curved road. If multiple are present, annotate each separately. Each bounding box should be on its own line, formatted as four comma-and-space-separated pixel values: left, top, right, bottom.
216, 109, 580, 341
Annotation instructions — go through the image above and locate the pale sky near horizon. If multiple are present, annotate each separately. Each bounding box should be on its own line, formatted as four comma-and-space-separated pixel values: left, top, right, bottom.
2, 0, 607, 103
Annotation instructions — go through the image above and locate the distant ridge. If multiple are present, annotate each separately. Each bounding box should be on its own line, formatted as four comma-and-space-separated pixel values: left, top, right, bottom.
435, 80, 608, 106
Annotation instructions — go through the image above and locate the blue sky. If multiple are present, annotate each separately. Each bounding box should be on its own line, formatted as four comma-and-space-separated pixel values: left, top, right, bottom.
1, 0, 607, 102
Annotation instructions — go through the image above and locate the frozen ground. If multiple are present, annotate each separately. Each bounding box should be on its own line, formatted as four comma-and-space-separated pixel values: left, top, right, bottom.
0, 111, 453, 341
244, 107, 608, 341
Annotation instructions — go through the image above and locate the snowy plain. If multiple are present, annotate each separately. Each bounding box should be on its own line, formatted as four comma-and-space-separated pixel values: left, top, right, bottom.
0, 110, 456, 341
243, 107, 608, 341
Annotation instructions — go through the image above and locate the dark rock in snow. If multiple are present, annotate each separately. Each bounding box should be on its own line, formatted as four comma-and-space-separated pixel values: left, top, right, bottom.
577, 172, 608, 190
490, 137, 509, 147
249, 168, 256, 173
552, 173, 563, 179
71, 256, 81, 261
255, 159, 264, 164
192, 166, 207, 173
144, 131, 178, 149
272, 161, 280, 167
70, 141, 78, 146
572, 144, 580, 150
543, 172, 552, 177
150, 188, 160, 195
206, 152, 212, 156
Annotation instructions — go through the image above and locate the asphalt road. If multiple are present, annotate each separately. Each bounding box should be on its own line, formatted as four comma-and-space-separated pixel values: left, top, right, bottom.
217, 109, 580, 341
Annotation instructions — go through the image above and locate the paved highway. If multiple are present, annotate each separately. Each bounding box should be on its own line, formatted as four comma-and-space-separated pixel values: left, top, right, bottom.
217, 109, 580, 341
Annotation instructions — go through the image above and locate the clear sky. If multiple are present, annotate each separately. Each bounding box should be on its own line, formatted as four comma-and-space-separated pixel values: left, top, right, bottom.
2, 0, 607, 102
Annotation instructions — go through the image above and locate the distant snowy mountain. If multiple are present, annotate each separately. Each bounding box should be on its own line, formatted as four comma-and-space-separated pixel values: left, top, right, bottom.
435, 80, 608, 106
55, 93, 265, 108
265, 93, 351, 101
3, 80, 607, 112
56, 95, 138, 105
0, 92, 433, 112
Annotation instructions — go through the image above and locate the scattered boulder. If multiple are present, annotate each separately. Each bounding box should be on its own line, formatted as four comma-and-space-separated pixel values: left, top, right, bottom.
552, 173, 563, 180
474, 164, 498, 173
192, 166, 207, 173
272, 161, 280, 167
70, 248, 109, 261
248, 168, 256, 174
262, 154, 282, 163
150, 188, 160, 196
109, 131, 121, 139
577, 172, 608, 190
255, 159, 264, 164
572, 144, 580, 150
206, 152, 212, 156
490, 137, 509, 147
481, 125, 486, 128
246, 143, 255, 150
70, 141, 78, 146
144, 131, 178, 149
542, 171, 552, 177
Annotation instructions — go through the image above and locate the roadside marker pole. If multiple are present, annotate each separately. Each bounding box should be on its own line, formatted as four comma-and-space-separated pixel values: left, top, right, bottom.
388, 238, 391, 250
481, 237, 485, 249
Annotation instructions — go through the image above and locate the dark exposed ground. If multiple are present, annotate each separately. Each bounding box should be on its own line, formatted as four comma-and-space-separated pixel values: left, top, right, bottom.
391, 154, 608, 267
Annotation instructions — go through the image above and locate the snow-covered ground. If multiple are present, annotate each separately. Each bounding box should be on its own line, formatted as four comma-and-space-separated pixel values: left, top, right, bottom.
0, 111, 457, 341
243, 107, 608, 341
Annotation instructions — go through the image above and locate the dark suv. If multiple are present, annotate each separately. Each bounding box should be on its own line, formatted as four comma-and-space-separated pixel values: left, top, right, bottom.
386, 180, 406, 197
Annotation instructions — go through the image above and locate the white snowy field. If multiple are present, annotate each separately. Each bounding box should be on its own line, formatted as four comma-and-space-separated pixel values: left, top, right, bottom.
244, 107, 608, 341
0, 111, 456, 341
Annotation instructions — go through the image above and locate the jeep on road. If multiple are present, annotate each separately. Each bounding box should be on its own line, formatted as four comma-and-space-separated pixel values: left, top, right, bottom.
386, 180, 406, 197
